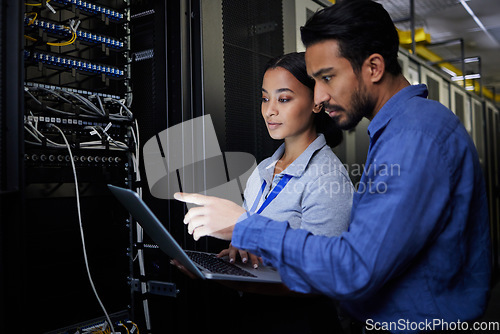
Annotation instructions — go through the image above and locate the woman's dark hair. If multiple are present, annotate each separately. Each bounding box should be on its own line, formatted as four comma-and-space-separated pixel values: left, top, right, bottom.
300, 0, 402, 76
264, 52, 343, 148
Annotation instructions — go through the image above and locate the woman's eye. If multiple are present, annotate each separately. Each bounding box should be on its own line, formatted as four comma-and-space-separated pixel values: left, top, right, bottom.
278, 97, 290, 103
261, 97, 269, 103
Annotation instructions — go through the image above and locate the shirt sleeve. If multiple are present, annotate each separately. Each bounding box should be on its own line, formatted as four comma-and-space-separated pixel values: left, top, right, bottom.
232, 130, 452, 300
300, 170, 353, 237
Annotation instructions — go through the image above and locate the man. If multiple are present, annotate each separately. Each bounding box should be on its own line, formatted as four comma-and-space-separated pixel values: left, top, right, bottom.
175, 0, 491, 332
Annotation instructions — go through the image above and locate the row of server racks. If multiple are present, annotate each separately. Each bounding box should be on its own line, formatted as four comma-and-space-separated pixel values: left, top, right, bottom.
1, 0, 499, 333
397, 49, 500, 281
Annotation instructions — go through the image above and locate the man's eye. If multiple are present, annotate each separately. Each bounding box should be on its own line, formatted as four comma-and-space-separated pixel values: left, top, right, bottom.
322, 75, 332, 82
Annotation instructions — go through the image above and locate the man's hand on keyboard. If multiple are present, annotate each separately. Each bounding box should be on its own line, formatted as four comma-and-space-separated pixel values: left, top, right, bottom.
174, 192, 245, 241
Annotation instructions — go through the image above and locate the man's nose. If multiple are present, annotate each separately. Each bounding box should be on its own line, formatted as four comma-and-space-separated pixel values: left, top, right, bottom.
314, 84, 330, 107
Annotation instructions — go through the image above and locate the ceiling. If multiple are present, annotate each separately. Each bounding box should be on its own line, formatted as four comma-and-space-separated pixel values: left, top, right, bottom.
375, 0, 500, 104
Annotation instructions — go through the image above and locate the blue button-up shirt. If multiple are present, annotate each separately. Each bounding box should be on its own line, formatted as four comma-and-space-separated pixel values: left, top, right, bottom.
232, 84, 491, 332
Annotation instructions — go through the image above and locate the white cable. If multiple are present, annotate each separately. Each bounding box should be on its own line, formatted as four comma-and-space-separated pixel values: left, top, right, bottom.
24, 126, 42, 143
130, 129, 138, 158
28, 111, 38, 130
74, 19, 81, 33
82, 126, 129, 150
131, 120, 151, 330
134, 121, 140, 163
126, 93, 133, 109
98, 126, 129, 150
110, 98, 133, 119
25, 86, 132, 120
85, 126, 103, 140
49, 123, 116, 334
25, 122, 66, 147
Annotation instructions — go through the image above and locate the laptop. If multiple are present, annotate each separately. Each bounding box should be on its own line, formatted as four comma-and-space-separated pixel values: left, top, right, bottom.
108, 185, 282, 283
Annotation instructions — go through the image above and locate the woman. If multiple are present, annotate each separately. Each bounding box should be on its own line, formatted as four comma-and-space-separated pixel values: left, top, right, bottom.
218, 53, 353, 334
219, 52, 354, 268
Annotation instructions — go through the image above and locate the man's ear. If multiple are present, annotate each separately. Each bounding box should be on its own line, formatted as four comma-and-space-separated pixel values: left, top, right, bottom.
365, 53, 385, 83
312, 104, 322, 114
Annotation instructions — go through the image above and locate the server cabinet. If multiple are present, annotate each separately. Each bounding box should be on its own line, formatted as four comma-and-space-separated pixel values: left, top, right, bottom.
451, 85, 466, 123
0, 1, 25, 332
5, 1, 137, 332
472, 98, 486, 172
422, 67, 450, 108
485, 103, 500, 273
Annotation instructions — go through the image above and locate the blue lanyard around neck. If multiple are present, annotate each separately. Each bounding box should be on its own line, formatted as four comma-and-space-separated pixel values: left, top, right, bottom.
249, 174, 293, 214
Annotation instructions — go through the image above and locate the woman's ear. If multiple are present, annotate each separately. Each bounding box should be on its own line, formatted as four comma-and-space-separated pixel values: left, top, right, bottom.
312, 104, 322, 114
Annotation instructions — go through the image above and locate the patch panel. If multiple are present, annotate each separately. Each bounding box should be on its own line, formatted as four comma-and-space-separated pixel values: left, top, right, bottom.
25, 114, 127, 128
25, 50, 125, 77
24, 17, 125, 49
24, 117, 130, 148
41, 122, 125, 141
50, 0, 126, 21
25, 82, 121, 99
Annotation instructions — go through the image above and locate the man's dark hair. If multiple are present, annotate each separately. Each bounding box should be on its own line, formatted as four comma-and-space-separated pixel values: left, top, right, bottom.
300, 0, 402, 76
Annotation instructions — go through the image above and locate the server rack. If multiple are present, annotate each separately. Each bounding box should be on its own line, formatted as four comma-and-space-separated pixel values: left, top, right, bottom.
8, 0, 139, 332
1, 1, 25, 333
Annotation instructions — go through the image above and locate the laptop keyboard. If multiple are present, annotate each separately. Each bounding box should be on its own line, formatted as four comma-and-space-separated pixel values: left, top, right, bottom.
185, 251, 257, 278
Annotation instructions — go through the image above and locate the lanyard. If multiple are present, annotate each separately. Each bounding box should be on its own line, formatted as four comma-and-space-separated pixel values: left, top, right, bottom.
249, 174, 293, 214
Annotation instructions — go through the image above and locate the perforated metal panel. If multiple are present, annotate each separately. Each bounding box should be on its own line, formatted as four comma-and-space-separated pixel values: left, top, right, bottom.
222, 0, 284, 162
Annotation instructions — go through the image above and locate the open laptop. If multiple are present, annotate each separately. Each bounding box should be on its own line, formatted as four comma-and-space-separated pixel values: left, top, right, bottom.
108, 185, 282, 283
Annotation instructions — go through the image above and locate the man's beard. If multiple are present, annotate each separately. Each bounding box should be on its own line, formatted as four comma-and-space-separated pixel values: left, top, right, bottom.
327, 83, 376, 130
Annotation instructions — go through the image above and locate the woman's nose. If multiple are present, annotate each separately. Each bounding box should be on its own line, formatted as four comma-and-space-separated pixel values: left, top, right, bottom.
265, 100, 278, 117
